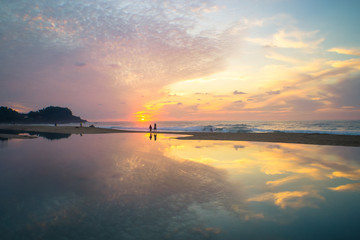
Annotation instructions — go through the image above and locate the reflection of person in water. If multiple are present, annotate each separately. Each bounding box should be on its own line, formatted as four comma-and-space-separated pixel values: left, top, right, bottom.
149, 133, 153, 140
149, 124, 152, 132
154, 123, 157, 131
154, 134, 157, 141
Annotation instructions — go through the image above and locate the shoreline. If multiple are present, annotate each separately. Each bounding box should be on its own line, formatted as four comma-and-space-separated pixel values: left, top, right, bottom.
1, 125, 360, 147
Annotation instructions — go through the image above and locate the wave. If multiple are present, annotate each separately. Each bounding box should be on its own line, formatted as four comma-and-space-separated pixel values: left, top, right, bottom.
94, 121, 360, 135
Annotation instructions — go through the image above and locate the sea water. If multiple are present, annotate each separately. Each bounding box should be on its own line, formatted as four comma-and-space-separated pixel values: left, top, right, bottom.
1, 133, 360, 239
90, 120, 360, 135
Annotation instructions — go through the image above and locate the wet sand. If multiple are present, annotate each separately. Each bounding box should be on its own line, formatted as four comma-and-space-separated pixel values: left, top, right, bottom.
174, 132, 360, 147
1, 125, 360, 146
0, 125, 128, 134
0, 133, 37, 139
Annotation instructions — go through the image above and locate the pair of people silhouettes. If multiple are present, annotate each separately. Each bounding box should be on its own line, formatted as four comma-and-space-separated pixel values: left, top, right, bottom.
149, 123, 157, 132
149, 123, 157, 141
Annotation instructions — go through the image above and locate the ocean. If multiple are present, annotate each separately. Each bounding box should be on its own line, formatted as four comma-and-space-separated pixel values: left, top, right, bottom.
87, 120, 360, 135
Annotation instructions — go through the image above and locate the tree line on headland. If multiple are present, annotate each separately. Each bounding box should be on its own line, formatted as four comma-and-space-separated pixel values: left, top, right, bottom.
0, 106, 86, 124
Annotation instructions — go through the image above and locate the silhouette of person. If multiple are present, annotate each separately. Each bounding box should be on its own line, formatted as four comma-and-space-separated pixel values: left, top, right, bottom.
154, 123, 157, 131
149, 124, 152, 132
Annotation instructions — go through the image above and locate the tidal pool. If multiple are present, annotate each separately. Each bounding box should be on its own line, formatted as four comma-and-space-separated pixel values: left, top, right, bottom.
1, 133, 360, 239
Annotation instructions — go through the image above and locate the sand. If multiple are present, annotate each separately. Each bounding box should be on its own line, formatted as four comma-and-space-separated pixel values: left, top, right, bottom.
0, 133, 37, 139
174, 132, 360, 147
1, 124, 360, 147
0, 125, 128, 134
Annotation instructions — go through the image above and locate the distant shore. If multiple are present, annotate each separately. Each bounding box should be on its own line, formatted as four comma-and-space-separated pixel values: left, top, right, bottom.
1, 125, 360, 147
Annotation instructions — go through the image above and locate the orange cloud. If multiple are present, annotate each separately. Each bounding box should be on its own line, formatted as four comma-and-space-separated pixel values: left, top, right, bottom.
266, 175, 302, 187
247, 190, 324, 209
328, 170, 360, 180
328, 183, 360, 192
328, 59, 360, 69
328, 48, 360, 56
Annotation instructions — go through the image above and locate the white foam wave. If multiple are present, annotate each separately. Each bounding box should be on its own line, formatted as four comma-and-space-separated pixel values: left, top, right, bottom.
93, 121, 360, 136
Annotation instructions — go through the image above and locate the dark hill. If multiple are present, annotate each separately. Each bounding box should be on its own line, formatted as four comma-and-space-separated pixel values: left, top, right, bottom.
0, 107, 24, 122
0, 106, 86, 124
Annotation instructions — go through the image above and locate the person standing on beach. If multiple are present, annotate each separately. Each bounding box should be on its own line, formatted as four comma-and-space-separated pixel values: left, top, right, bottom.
149, 124, 152, 132
154, 123, 157, 131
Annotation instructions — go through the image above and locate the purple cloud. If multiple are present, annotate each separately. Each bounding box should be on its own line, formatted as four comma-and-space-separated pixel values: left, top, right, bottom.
233, 90, 247, 95
0, 0, 241, 120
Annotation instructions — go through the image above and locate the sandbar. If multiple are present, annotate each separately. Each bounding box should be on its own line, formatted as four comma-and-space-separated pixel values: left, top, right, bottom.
0, 125, 128, 134
1, 125, 360, 147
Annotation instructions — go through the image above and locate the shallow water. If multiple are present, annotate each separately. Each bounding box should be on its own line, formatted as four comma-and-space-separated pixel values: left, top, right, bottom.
1, 133, 360, 239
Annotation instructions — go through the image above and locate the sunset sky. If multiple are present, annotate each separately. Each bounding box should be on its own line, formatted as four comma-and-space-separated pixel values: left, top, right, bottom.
1, 0, 359, 121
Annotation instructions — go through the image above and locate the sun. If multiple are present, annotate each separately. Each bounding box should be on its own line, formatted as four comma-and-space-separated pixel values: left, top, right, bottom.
135, 111, 152, 122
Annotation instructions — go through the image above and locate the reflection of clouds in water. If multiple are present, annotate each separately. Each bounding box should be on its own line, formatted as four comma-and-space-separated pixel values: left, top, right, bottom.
82, 153, 244, 238
97, 153, 244, 211
2, 135, 360, 239
238, 143, 358, 182
233, 144, 245, 150
164, 140, 360, 212
1, 148, 244, 239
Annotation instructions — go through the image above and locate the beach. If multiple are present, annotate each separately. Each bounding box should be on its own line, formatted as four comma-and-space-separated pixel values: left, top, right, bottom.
1, 124, 360, 146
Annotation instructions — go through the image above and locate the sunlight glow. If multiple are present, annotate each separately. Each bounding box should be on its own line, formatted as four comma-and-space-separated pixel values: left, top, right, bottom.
135, 111, 152, 122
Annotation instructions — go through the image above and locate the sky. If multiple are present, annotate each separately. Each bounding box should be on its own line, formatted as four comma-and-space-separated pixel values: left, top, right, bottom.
1, 0, 360, 121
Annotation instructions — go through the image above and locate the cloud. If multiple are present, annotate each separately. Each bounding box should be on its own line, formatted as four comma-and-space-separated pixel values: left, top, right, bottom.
247, 190, 324, 209
286, 97, 325, 112
233, 90, 247, 95
273, 30, 324, 49
324, 75, 360, 109
265, 52, 301, 64
238, 14, 297, 30
0, 0, 241, 120
328, 59, 360, 69
74, 62, 86, 67
266, 175, 302, 187
266, 90, 281, 95
224, 100, 245, 111
329, 170, 360, 180
247, 29, 324, 49
2, 102, 33, 113
191, 3, 222, 13
328, 48, 360, 56
156, 103, 200, 120
193, 227, 221, 237
328, 183, 360, 192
